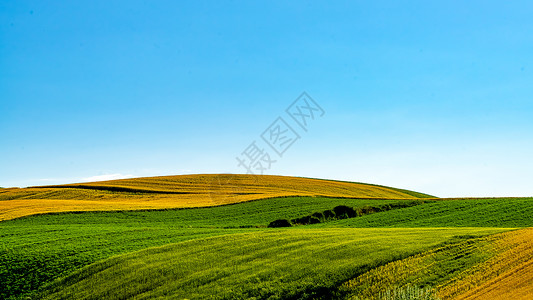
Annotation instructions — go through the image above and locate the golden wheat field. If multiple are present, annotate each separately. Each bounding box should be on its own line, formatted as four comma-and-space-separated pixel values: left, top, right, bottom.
0, 174, 426, 221
443, 228, 533, 300
340, 228, 533, 300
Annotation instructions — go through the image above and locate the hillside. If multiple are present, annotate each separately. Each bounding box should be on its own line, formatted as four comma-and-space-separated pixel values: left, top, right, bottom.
2, 175, 532, 299
441, 228, 533, 299
2, 195, 532, 299
318, 198, 533, 228
0, 174, 432, 221
340, 228, 533, 300
39, 228, 505, 300
0, 196, 422, 299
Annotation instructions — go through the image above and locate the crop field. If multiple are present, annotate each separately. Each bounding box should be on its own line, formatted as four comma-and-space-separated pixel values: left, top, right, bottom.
1, 174, 532, 299
38, 228, 506, 300
441, 228, 533, 299
340, 228, 533, 300
0, 196, 423, 299
0, 174, 430, 221
322, 197, 533, 228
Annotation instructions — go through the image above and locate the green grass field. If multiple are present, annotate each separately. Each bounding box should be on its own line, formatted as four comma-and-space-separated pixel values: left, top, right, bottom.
39, 228, 506, 300
1, 175, 532, 299
320, 198, 533, 228
0, 196, 414, 299
3, 196, 409, 228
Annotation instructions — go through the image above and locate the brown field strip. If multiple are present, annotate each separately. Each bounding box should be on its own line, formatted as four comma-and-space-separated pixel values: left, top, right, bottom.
0, 174, 425, 221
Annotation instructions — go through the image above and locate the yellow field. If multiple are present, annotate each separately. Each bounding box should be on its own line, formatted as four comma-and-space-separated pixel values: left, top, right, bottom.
441, 228, 533, 300
340, 228, 533, 300
341, 248, 439, 299
340, 232, 497, 300
0, 174, 425, 221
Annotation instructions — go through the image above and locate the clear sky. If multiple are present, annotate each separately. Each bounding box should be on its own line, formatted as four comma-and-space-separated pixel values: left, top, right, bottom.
1, 1, 532, 197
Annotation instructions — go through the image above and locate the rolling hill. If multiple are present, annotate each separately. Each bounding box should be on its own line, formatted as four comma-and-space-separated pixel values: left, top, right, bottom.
1, 174, 532, 299
39, 228, 506, 300
0, 174, 432, 221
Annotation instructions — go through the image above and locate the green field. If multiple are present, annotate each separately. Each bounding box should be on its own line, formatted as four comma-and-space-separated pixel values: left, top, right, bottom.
3, 196, 410, 228
40, 228, 506, 300
0, 196, 413, 299
1, 176, 533, 299
321, 198, 533, 228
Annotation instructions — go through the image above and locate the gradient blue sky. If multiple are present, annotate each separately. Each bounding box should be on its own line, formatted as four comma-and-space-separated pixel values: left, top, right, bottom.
1, 1, 532, 197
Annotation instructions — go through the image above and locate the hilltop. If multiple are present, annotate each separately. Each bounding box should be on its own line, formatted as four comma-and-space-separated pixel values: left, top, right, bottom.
0, 174, 432, 221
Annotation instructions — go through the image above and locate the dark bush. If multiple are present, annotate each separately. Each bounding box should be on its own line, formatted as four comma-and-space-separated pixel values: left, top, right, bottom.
269, 201, 427, 228
308, 216, 321, 224
291, 216, 312, 225
373, 205, 384, 213
333, 205, 356, 219
354, 207, 363, 217
389, 203, 403, 209
361, 206, 375, 215
381, 204, 392, 211
268, 219, 292, 228
311, 212, 325, 221
323, 209, 336, 220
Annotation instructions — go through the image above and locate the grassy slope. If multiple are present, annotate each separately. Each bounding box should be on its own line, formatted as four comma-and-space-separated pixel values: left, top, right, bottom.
2, 175, 531, 300
4, 197, 404, 228
3, 197, 531, 299
0, 197, 406, 299
318, 198, 533, 228
39, 228, 506, 300
0, 174, 431, 221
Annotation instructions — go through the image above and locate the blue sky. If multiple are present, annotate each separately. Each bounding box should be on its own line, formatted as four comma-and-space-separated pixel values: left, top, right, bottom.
1, 1, 532, 197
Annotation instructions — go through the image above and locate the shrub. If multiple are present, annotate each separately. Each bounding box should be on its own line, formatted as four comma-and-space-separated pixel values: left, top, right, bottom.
354, 207, 363, 217
381, 204, 392, 211
389, 203, 403, 209
311, 212, 325, 222
323, 210, 336, 220
372, 205, 384, 213
308, 216, 322, 224
291, 216, 312, 225
273, 201, 427, 228
334, 205, 356, 219
268, 219, 292, 228
361, 206, 375, 215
